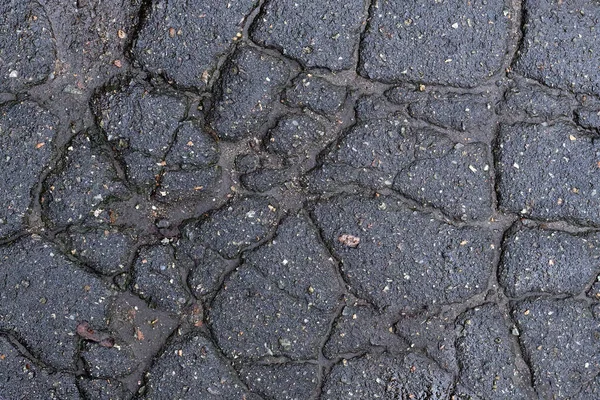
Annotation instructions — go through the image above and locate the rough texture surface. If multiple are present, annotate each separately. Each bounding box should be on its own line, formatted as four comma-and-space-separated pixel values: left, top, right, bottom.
239, 363, 320, 400
455, 304, 531, 399
133, 0, 258, 90
514, 0, 600, 96
0, 101, 57, 238
192, 195, 280, 259
0, 237, 113, 370
312, 196, 497, 311
499, 227, 600, 297
132, 245, 190, 313
0, 335, 80, 399
0, 0, 55, 92
322, 352, 454, 399
310, 119, 494, 220
513, 298, 600, 399
42, 131, 128, 227
3, 0, 600, 397
251, 0, 366, 71
496, 122, 600, 226
209, 46, 292, 141
284, 73, 348, 114
210, 214, 343, 360
359, 0, 511, 86
142, 334, 252, 399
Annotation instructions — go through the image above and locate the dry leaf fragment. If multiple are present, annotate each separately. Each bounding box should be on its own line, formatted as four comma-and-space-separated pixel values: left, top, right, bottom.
135, 327, 144, 341
339, 234, 360, 248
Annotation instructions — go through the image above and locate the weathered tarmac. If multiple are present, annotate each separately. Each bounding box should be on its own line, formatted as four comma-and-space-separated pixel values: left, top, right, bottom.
1, 0, 600, 399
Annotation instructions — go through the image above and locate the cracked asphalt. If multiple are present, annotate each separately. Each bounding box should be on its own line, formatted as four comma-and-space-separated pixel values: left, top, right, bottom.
1, 0, 599, 399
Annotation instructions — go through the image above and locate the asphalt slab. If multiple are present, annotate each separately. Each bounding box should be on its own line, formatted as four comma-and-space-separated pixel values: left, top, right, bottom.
1, 0, 600, 399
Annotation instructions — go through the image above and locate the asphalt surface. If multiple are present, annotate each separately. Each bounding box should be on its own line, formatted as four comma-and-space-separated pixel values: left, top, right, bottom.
0, 0, 599, 399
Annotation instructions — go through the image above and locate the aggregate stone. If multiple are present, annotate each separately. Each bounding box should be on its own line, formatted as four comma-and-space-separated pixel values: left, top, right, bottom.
193, 195, 280, 259
0, 101, 58, 238
0, 0, 55, 92
283, 73, 348, 115
209, 46, 292, 141
499, 81, 573, 121
455, 304, 530, 399
57, 226, 137, 275
141, 334, 253, 400
0, 335, 80, 399
239, 362, 320, 400
393, 141, 493, 220
93, 83, 187, 188
251, 0, 365, 71
514, 0, 600, 96
132, 245, 189, 313
43, 131, 129, 227
359, 0, 510, 86
210, 215, 344, 360
0, 236, 113, 370
321, 352, 453, 400
210, 266, 334, 360
312, 196, 497, 312
513, 298, 600, 399
133, 0, 258, 90
82, 341, 136, 379
387, 90, 496, 134
395, 311, 457, 371
499, 227, 600, 297
266, 115, 327, 157
323, 304, 406, 358
496, 122, 600, 225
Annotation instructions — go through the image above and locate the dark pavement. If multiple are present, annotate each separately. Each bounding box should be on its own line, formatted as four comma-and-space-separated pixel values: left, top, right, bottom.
1, 0, 599, 399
